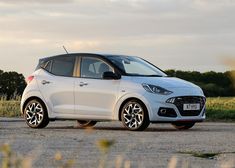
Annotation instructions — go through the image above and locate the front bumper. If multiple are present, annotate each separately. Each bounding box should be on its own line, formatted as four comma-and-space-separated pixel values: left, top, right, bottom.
144, 87, 206, 122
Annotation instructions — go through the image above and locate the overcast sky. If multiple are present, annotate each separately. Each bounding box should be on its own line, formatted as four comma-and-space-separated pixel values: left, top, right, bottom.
0, 0, 235, 77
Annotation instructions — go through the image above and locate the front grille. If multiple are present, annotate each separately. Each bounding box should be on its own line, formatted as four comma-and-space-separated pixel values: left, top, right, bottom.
171, 96, 206, 116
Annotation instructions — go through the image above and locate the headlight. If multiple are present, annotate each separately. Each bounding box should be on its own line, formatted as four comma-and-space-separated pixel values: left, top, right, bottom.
142, 83, 173, 95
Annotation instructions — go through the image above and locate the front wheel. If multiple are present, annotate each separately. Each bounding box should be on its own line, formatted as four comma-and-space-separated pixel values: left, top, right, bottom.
77, 120, 97, 128
24, 99, 49, 128
172, 122, 195, 130
121, 100, 150, 131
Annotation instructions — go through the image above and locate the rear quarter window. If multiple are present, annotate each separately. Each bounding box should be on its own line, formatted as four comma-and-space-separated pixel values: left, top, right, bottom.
35, 59, 47, 71
44, 61, 52, 72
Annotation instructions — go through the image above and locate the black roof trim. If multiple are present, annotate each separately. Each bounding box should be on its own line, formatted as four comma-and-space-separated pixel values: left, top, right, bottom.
39, 53, 137, 61
40, 53, 110, 62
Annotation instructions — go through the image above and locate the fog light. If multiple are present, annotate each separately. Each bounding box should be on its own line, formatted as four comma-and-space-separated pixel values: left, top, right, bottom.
158, 107, 177, 117
160, 109, 167, 115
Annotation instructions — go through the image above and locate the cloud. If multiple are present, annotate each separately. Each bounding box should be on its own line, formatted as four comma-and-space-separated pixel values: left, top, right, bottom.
0, 0, 235, 76
0, 0, 74, 5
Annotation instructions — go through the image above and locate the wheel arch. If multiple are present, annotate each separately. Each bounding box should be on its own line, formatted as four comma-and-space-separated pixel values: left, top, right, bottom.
118, 97, 149, 121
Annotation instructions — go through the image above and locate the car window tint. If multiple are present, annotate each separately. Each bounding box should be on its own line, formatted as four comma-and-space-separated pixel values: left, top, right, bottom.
51, 56, 75, 77
81, 57, 113, 79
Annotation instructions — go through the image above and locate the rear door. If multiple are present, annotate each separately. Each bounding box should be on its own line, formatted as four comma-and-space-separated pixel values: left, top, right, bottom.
74, 56, 120, 119
37, 56, 76, 115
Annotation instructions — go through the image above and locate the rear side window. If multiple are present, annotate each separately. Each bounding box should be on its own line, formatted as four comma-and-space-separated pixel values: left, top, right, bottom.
51, 56, 75, 77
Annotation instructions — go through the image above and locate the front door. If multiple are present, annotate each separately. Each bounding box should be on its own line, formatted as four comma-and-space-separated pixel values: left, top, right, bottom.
74, 56, 120, 119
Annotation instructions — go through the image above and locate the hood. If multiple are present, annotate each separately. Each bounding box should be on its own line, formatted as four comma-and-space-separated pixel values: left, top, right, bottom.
130, 77, 199, 89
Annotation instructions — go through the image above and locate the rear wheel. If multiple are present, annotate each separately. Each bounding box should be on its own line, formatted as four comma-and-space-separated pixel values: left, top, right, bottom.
172, 122, 195, 130
121, 100, 150, 131
77, 120, 97, 128
24, 99, 49, 128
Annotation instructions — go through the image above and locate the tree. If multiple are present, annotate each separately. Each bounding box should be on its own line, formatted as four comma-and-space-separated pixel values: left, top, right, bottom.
0, 70, 26, 99
165, 69, 235, 97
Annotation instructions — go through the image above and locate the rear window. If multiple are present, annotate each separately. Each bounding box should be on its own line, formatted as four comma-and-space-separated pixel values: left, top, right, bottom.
51, 56, 75, 77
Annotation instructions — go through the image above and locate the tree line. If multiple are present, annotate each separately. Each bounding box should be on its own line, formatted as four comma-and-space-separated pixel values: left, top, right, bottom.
0, 69, 234, 98
165, 70, 235, 97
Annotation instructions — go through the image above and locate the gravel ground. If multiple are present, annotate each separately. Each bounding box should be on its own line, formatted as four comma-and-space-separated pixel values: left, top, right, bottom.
0, 118, 235, 168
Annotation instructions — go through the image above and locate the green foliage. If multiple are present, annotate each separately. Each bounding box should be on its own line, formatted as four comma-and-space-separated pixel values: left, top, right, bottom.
0, 69, 26, 100
178, 151, 235, 159
178, 151, 220, 159
165, 70, 235, 97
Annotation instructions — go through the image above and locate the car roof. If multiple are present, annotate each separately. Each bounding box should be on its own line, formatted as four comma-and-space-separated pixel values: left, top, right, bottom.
39, 53, 134, 62
40, 53, 104, 61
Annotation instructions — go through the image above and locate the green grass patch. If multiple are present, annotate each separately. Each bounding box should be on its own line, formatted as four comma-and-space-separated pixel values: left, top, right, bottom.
178, 151, 235, 159
178, 151, 220, 159
206, 97, 235, 121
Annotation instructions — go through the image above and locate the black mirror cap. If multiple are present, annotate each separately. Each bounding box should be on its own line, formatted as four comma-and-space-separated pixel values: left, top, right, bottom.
103, 71, 121, 80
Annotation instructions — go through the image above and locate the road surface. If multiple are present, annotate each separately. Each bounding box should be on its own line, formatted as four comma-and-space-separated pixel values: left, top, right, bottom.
0, 118, 235, 168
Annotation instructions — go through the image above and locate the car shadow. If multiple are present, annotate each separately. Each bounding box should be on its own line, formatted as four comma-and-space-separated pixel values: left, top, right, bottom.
44, 125, 203, 132
0, 119, 24, 122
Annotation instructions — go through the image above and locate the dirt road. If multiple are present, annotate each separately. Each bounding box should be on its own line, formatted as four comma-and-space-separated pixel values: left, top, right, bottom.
0, 118, 235, 168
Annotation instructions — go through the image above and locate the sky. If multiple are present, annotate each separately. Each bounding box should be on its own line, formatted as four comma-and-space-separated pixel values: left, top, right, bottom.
0, 0, 235, 77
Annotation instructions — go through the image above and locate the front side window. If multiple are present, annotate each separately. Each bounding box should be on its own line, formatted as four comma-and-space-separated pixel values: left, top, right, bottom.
51, 56, 75, 77
80, 57, 113, 79
106, 55, 167, 77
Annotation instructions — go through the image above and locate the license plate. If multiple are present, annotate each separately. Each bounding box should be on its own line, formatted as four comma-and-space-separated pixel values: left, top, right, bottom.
183, 104, 200, 111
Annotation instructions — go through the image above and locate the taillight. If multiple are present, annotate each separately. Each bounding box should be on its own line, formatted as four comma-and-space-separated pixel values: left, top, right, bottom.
27, 75, 34, 84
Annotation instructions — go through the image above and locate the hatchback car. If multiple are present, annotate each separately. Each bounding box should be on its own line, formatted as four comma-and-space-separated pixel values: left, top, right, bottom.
21, 53, 206, 131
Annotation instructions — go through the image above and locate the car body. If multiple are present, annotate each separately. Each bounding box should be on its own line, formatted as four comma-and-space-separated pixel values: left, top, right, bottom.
21, 53, 206, 131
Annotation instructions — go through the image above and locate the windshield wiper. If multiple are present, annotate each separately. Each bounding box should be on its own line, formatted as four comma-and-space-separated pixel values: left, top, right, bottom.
125, 74, 166, 77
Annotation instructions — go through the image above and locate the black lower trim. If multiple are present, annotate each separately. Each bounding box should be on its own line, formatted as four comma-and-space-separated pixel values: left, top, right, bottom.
151, 119, 204, 123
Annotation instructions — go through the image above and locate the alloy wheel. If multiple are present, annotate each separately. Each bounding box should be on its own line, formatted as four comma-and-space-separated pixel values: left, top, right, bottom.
121, 100, 150, 131
24, 100, 49, 128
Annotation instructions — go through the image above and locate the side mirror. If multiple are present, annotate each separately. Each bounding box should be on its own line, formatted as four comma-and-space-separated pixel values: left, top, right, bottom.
103, 71, 121, 80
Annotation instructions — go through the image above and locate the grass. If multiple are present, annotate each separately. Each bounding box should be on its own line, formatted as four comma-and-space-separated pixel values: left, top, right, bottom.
178, 151, 235, 159
0, 97, 235, 122
178, 151, 221, 159
0, 139, 123, 168
0, 96, 21, 117
1, 142, 235, 168
206, 97, 235, 121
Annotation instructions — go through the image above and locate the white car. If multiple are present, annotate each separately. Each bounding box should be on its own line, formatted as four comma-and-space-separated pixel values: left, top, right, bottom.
21, 53, 206, 131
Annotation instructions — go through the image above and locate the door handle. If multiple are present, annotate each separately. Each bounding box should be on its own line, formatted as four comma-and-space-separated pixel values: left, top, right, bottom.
79, 82, 88, 87
41, 80, 51, 85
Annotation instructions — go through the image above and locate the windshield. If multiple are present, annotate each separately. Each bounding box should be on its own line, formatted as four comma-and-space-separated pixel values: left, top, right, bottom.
106, 55, 167, 77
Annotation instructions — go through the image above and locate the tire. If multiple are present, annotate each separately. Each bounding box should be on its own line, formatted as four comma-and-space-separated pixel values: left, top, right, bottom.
121, 100, 150, 131
24, 99, 49, 128
172, 122, 195, 130
77, 120, 97, 128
